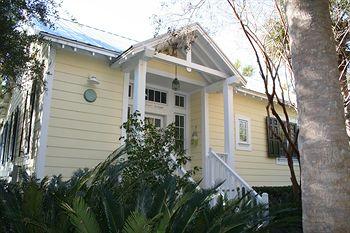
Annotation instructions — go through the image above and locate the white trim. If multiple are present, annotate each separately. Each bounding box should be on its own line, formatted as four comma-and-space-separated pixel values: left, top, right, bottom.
36, 46, 56, 179
223, 81, 235, 169
147, 67, 207, 87
153, 53, 229, 79
276, 157, 299, 166
41, 33, 119, 58
235, 115, 252, 151
201, 88, 210, 187
121, 72, 130, 141
133, 59, 147, 119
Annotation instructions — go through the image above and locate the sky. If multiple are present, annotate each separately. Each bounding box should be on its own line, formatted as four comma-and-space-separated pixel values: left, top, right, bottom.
60, 0, 252, 62
59, 0, 266, 92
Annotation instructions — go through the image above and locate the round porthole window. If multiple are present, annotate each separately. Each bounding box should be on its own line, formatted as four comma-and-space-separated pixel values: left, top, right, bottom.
84, 89, 97, 103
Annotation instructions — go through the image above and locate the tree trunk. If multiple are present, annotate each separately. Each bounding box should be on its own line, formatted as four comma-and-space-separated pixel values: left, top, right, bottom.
286, 1, 350, 232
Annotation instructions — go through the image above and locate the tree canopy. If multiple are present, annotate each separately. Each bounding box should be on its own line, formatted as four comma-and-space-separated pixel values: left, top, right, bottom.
0, 0, 60, 97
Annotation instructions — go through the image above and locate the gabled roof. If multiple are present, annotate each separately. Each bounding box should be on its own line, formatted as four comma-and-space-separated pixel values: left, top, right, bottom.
114, 23, 246, 85
36, 18, 138, 54
35, 19, 246, 85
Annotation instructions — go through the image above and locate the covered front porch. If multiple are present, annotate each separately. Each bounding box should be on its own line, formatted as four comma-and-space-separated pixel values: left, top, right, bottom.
113, 25, 245, 187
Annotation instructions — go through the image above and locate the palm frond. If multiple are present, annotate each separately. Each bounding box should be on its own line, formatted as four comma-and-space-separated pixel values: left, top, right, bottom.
62, 197, 101, 233
123, 211, 151, 233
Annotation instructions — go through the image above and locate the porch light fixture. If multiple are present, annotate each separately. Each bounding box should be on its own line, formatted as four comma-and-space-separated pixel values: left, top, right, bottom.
87, 75, 100, 85
191, 126, 199, 146
172, 65, 180, 91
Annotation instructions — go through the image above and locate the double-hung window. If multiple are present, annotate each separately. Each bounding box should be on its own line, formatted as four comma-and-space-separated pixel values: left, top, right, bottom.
175, 115, 185, 150
236, 116, 251, 151
175, 95, 185, 107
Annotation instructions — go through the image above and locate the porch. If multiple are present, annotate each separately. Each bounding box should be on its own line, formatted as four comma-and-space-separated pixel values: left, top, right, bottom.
119, 55, 239, 188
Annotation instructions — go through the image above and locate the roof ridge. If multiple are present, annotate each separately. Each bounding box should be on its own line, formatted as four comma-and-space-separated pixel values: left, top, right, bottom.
59, 17, 139, 43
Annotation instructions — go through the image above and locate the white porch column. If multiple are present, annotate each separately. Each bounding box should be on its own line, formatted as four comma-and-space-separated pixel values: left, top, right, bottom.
201, 88, 210, 187
223, 80, 235, 169
133, 59, 147, 119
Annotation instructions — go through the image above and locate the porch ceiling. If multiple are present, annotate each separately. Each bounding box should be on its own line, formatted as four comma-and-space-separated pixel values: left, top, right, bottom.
130, 72, 202, 93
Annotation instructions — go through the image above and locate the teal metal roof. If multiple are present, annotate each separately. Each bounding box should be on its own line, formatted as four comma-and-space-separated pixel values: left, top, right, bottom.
36, 18, 138, 53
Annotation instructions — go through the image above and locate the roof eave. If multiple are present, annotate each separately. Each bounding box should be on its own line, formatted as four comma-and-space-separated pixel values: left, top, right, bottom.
40, 32, 121, 58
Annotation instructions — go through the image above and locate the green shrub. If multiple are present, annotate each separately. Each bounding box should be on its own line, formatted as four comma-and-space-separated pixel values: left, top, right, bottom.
0, 114, 298, 232
253, 186, 302, 233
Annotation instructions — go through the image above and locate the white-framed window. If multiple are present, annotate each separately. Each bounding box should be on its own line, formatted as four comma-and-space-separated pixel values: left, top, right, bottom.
145, 88, 167, 104
235, 115, 252, 151
175, 94, 185, 107
175, 114, 185, 150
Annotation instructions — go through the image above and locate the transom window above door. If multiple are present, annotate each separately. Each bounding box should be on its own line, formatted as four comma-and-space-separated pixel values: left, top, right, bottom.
175, 94, 185, 107
145, 88, 167, 104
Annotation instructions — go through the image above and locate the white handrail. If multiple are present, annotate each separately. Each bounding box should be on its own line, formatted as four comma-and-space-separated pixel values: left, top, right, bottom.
207, 148, 268, 205
170, 154, 195, 183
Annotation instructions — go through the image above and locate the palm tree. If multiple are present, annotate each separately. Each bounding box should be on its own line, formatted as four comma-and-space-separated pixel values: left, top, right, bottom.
286, 0, 350, 231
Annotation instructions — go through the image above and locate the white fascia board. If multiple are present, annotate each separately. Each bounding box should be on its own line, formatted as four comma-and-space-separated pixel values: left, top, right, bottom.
146, 67, 207, 87
153, 53, 229, 79
41, 33, 119, 58
111, 47, 155, 69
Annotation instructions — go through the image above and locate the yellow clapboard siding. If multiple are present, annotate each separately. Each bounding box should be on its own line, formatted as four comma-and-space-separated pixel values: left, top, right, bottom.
47, 136, 117, 151
51, 90, 121, 109
46, 146, 115, 159
48, 117, 120, 134
45, 50, 124, 177
205, 91, 297, 186
189, 91, 202, 171
50, 99, 122, 116
45, 166, 89, 179
48, 126, 119, 143
54, 73, 123, 94
50, 107, 120, 125
46, 156, 104, 169
52, 81, 123, 100
55, 48, 120, 76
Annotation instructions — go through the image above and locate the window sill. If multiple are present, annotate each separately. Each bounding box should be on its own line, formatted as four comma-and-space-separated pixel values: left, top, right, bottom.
236, 143, 252, 151
276, 157, 299, 166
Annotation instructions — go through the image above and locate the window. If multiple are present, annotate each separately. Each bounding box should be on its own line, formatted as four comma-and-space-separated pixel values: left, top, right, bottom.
145, 88, 167, 104
175, 95, 185, 107
128, 84, 133, 98
236, 116, 251, 151
145, 115, 163, 128
239, 119, 248, 143
175, 115, 185, 150
266, 117, 299, 163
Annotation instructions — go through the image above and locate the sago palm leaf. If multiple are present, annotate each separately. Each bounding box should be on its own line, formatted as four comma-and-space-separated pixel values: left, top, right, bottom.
62, 197, 101, 233
123, 211, 152, 233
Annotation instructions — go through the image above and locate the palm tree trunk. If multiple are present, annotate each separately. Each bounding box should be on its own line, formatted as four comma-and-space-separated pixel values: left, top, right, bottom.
286, 1, 350, 232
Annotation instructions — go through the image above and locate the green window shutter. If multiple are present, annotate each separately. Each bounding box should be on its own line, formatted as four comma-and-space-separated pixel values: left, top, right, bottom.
266, 117, 282, 157
290, 122, 299, 158
10, 108, 20, 161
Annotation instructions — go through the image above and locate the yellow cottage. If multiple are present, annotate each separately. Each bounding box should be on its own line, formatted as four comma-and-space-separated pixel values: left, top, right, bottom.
0, 19, 298, 198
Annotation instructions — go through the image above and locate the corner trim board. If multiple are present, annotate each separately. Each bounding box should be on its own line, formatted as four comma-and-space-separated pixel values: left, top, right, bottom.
36, 46, 56, 179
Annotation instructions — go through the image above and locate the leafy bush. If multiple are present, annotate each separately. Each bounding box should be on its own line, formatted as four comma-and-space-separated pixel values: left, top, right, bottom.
253, 186, 302, 233
0, 114, 298, 232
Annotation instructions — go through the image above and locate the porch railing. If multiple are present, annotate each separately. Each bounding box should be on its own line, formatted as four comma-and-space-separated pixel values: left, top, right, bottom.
207, 148, 269, 208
